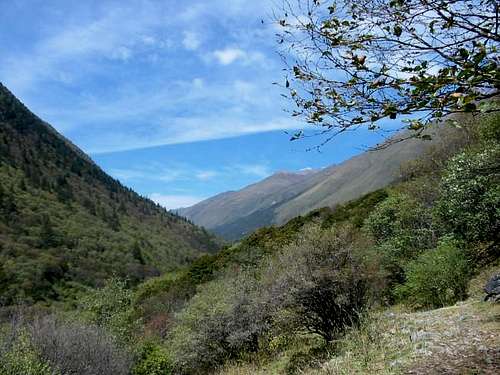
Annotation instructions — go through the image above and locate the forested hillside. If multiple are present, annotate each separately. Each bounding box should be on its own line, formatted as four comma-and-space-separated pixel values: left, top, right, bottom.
1, 109, 496, 375
0, 83, 219, 305
0, 0, 498, 373
129, 111, 499, 374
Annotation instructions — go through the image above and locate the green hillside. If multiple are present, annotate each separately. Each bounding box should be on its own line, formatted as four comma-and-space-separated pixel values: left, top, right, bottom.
0, 83, 219, 305
129, 110, 499, 374
0, 83, 498, 374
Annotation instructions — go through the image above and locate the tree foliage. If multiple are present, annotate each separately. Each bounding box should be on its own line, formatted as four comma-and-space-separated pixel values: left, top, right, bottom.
396, 237, 469, 308
263, 226, 369, 342
276, 0, 499, 146
436, 141, 500, 243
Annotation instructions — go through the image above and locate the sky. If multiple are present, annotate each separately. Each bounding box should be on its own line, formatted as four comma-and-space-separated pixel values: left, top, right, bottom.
0, 0, 389, 209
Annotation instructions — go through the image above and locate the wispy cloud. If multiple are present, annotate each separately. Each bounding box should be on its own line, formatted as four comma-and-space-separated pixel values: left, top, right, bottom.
211, 47, 268, 67
0, 0, 294, 154
213, 48, 246, 65
1, 1, 167, 92
234, 164, 272, 178
150, 193, 205, 210
182, 31, 202, 50
84, 117, 298, 154
195, 170, 218, 181
109, 162, 272, 184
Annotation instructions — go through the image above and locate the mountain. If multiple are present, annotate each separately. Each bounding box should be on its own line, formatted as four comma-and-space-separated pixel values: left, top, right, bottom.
0, 83, 219, 304
179, 131, 444, 240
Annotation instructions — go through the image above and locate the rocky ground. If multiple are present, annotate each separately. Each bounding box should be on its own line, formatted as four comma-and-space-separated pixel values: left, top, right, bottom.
403, 301, 499, 374
317, 265, 500, 375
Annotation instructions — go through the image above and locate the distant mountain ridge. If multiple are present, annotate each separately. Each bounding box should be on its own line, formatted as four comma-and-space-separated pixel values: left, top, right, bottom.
0, 83, 219, 304
179, 132, 443, 240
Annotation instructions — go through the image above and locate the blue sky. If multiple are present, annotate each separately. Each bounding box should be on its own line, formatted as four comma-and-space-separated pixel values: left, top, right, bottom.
0, 0, 388, 209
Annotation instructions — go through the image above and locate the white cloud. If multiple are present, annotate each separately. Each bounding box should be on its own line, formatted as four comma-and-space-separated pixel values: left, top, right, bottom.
0, 0, 293, 155
211, 47, 269, 67
111, 46, 133, 61
81, 116, 298, 154
213, 47, 246, 65
235, 164, 271, 178
110, 166, 185, 183
40, 75, 299, 154
0, 1, 165, 91
195, 170, 218, 180
192, 78, 204, 89
182, 31, 202, 50
109, 165, 222, 184
141, 35, 156, 46
150, 193, 206, 210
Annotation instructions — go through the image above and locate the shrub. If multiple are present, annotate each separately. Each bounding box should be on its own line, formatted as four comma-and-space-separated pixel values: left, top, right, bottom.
0, 328, 54, 375
167, 225, 375, 373
29, 315, 132, 375
364, 193, 436, 252
168, 272, 266, 374
436, 142, 500, 243
263, 225, 369, 342
396, 238, 469, 308
132, 341, 173, 375
79, 277, 139, 342
364, 193, 437, 288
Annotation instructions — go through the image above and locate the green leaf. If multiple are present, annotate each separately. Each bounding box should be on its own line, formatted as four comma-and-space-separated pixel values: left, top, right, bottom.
393, 25, 402, 37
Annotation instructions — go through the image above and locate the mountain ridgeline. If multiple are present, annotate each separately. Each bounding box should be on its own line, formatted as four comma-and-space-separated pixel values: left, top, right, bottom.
179, 129, 452, 240
0, 83, 219, 304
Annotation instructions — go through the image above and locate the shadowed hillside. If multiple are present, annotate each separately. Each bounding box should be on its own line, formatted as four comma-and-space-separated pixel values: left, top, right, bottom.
0, 83, 219, 304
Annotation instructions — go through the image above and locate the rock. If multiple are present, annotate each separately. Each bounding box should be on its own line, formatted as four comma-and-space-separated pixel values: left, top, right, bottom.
484, 274, 500, 302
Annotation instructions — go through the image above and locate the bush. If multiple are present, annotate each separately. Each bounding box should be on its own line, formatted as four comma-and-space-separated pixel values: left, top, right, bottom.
364, 193, 437, 289
396, 238, 469, 308
168, 272, 266, 374
0, 313, 133, 375
133, 341, 173, 375
79, 277, 139, 342
167, 225, 376, 373
0, 328, 54, 375
436, 142, 500, 243
364, 193, 436, 252
31, 315, 133, 375
262, 225, 370, 342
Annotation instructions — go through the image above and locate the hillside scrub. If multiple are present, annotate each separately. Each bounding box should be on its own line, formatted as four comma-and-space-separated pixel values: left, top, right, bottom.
0, 313, 133, 375
1, 105, 498, 373
162, 225, 376, 374
395, 237, 470, 308
128, 112, 499, 373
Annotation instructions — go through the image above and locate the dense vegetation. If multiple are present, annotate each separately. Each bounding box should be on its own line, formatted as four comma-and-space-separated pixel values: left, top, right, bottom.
1, 106, 497, 373
0, 83, 219, 305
